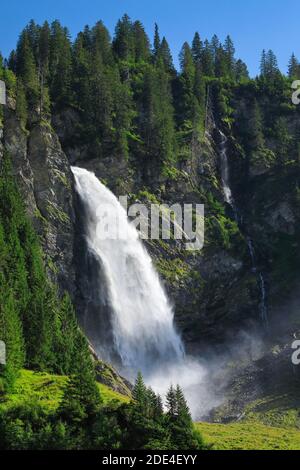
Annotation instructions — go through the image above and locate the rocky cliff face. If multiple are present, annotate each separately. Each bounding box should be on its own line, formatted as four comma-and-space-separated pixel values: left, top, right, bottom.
1, 101, 300, 361
2, 102, 76, 297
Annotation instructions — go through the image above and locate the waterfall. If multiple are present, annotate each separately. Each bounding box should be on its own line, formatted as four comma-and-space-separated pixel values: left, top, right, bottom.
219, 131, 234, 206
72, 167, 184, 376
72, 166, 225, 418
219, 131, 239, 222
218, 132, 268, 327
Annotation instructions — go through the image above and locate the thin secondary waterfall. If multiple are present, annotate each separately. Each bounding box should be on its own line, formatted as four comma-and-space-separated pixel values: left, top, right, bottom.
219, 131, 234, 207
219, 131, 239, 222
218, 132, 268, 327
72, 167, 184, 376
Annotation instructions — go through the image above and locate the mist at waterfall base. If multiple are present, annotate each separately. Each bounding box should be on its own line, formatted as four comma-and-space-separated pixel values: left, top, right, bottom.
72, 166, 224, 419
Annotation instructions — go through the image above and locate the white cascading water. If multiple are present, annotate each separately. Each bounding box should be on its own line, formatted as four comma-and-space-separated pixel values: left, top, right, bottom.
72, 166, 223, 418
219, 131, 234, 207
72, 166, 184, 374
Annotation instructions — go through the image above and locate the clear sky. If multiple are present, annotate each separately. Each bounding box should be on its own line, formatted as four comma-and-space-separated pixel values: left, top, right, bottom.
0, 0, 298, 76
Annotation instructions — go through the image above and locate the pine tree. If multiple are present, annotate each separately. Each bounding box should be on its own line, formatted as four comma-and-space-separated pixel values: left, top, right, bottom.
201, 40, 214, 76
175, 385, 192, 423
15, 78, 28, 128
49, 21, 73, 108
194, 62, 206, 135
273, 117, 292, 163
215, 45, 228, 78
72, 32, 91, 113
26, 20, 40, 60
59, 370, 101, 425
266, 50, 279, 77
288, 53, 300, 79
7, 50, 17, 74
261, 49, 280, 79
166, 385, 177, 417
92, 21, 113, 66
224, 35, 236, 77
248, 99, 265, 150
137, 64, 176, 171
178, 42, 196, 119
132, 372, 148, 407
113, 14, 134, 61
132, 21, 150, 62
0, 278, 25, 391
16, 30, 39, 109
260, 49, 267, 76
210, 34, 220, 63
191, 32, 203, 65
165, 385, 203, 450
38, 21, 51, 116
177, 42, 202, 132
153, 23, 161, 61
159, 37, 175, 74
235, 59, 249, 81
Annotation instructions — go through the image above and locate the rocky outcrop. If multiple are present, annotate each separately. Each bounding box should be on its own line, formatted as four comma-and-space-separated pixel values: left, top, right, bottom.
3, 105, 76, 296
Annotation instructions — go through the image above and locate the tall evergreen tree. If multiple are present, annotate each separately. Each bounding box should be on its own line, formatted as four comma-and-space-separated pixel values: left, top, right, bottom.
113, 14, 134, 61
224, 35, 236, 77
132, 21, 150, 62
235, 59, 249, 81
288, 53, 300, 79
159, 37, 175, 74
153, 23, 161, 61
191, 32, 203, 65
16, 30, 39, 109
91, 21, 113, 66
260, 49, 267, 76
38, 21, 51, 116
132, 372, 148, 408
49, 21, 73, 108
201, 39, 214, 76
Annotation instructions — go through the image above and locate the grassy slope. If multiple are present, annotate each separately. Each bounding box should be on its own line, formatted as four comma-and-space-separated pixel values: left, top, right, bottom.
197, 391, 300, 450
196, 422, 300, 450
2, 370, 300, 450
0, 369, 129, 414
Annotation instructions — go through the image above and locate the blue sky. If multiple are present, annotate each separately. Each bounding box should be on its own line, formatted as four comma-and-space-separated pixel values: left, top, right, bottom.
0, 0, 298, 76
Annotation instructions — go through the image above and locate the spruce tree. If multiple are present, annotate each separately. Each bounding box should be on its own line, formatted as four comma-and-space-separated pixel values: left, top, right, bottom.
113, 14, 134, 61
192, 32, 203, 65
288, 53, 300, 79
177, 42, 203, 133
166, 385, 177, 417
92, 21, 113, 66
159, 37, 175, 74
49, 21, 73, 108
16, 79, 28, 128
235, 59, 249, 81
16, 30, 39, 109
132, 21, 150, 62
38, 21, 51, 116
201, 40, 214, 77
215, 45, 228, 78
260, 49, 267, 76
153, 23, 161, 61
132, 372, 148, 407
224, 35, 236, 77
